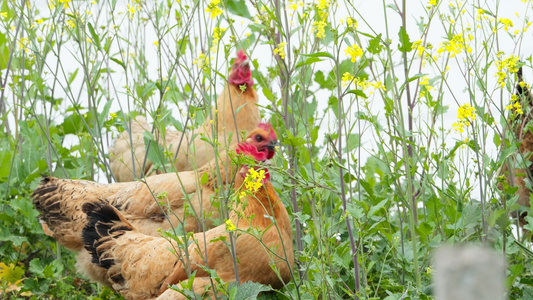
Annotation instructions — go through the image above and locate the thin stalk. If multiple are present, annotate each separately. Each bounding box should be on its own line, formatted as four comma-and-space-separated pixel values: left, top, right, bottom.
334, 51, 360, 295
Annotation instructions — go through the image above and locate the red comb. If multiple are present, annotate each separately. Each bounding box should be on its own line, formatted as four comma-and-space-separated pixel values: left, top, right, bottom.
236, 143, 268, 161
237, 49, 247, 62
258, 122, 277, 140
229, 50, 253, 87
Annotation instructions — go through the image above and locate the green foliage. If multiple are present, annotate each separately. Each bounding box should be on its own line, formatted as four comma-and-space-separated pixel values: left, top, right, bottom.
1, 0, 533, 299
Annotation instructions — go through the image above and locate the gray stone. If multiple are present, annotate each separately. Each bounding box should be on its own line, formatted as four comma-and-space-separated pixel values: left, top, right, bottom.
434, 246, 505, 300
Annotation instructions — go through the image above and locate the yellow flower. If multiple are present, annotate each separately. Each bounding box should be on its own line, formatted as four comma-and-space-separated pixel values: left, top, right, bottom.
428, 0, 437, 5
499, 18, 513, 32
315, 0, 330, 18
274, 42, 287, 60
127, 3, 140, 19
17, 37, 29, 52
342, 72, 354, 87
193, 52, 209, 69
495, 53, 520, 87
346, 17, 358, 29
313, 21, 327, 38
452, 103, 476, 133
244, 168, 266, 192
412, 40, 425, 57
212, 27, 226, 42
437, 33, 470, 58
110, 113, 118, 119
345, 44, 363, 62
153, 41, 159, 46
66, 19, 76, 28
287, 3, 297, 10
206, 0, 223, 19
506, 94, 524, 115
0, 12, 7, 18
225, 219, 236, 231
59, 0, 71, 8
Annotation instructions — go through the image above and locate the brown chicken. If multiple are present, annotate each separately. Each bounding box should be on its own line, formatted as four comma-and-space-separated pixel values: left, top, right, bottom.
32, 124, 277, 252
80, 143, 294, 300
500, 67, 533, 235
110, 50, 261, 182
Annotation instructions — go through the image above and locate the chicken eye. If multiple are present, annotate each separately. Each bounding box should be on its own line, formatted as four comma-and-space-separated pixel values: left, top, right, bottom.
255, 135, 263, 142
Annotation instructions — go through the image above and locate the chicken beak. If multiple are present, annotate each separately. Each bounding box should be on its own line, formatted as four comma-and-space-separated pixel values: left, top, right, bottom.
266, 139, 277, 152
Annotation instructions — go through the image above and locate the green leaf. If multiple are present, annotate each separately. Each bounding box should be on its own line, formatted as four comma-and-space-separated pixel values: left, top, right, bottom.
0, 150, 13, 178
345, 133, 360, 152
367, 34, 383, 54
110, 57, 126, 70
301, 51, 335, 60
296, 57, 323, 68
228, 281, 271, 300
0, 32, 11, 69
200, 171, 208, 185
262, 88, 276, 102
0, 262, 24, 284
347, 89, 368, 99
87, 22, 101, 50
29, 259, 54, 278
315, 71, 336, 90
226, 0, 252, 18
368, 199, 388, 217
398, 26, 412, 52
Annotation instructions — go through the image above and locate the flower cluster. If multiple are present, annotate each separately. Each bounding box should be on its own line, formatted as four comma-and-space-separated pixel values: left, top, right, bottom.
498, 18, 513, 32
225, 219, 236, 231
313, 20, 327, 39
436, 33, 472, 58
341, 72, 385, 93
206, 0, 223, 19
17, 37, 29, 53
495, 53, 520, 88
244, 168, 266, 192
346, 17, 358, 29
127, 0, 141, 20
418, 76, 434, 99
505, 94, 524, 115
452, 103, 476, 133
345, 44, 363, 62
193, 52, 210, 69
412, 40, 426, 58
274, 42, 287, 60
312, 0, 330, 38
210, 27, 226, 52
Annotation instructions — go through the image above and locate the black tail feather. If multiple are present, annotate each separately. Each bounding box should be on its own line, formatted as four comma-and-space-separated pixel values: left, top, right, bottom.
82, 202, 133, 269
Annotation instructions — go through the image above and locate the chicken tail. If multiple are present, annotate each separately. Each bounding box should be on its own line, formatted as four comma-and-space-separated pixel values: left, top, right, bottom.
32, 176, 107, 251
82, 202, 134, 272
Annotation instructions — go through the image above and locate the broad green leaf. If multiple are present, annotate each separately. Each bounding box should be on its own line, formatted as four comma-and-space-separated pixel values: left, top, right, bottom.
228, 281, 271, 300
200, 171, 208, 185
262, 88, 276, 102
0, 262, 24, 284
398, 26, 412, 52
367, 34, 383, 54
226, 0, 252, 18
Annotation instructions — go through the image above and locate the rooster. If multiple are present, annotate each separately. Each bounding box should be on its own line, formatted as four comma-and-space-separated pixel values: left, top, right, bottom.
499, 66, 533, 235
80, 143, 294, 299
32, 123, 277, 252
110, 50, 260, 182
